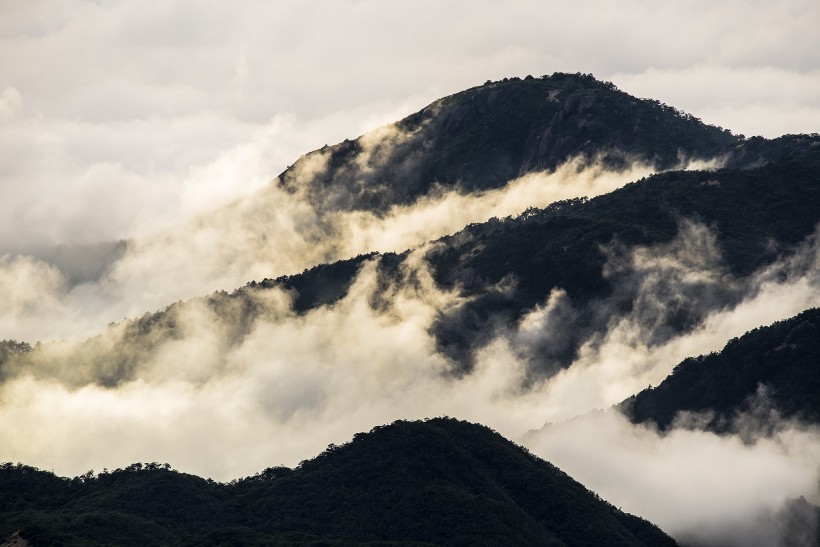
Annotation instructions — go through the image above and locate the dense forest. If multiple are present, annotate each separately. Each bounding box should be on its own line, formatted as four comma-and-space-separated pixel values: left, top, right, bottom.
0, 419, 675, 546
623, 308, 820, 431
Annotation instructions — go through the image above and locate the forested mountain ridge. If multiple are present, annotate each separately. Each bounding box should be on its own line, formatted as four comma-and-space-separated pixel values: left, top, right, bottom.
263, 134, 820, 372
276, 72, 738, 214
0, 419, 676, 546
3, 134, 818, 387
622, 308, 820, 431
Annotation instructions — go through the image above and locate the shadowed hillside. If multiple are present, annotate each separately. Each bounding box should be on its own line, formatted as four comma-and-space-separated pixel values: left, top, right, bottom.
622, 308, 820, 432
269, 135, 820, 373
0, 419, 676, 546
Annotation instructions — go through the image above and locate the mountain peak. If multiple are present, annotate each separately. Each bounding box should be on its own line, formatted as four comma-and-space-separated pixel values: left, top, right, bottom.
278, 72, 737, 214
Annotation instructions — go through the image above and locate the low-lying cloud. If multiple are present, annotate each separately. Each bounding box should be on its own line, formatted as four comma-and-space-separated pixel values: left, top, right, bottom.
524, 410, 820, 547
0, 143, 669, 342
1, 221, 818, 448
1, 220, 820, 546
2, 3, 819, 544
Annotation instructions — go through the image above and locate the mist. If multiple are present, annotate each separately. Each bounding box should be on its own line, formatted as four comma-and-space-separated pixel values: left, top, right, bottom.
2, 214, 820, 547
0, 140, 675, 343
2, 2, 819, 545
0, 222, 817, 443
524, 410, 820, 547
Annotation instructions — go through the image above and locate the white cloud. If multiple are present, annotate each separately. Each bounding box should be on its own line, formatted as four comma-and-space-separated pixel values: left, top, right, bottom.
525, 411, 820, 547
0, 87, 22, 120
1, 222, 819, 482
0, 152, 681, 343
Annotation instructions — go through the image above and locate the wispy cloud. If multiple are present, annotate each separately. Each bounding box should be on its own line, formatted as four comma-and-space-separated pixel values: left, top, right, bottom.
0, 150, 661, 342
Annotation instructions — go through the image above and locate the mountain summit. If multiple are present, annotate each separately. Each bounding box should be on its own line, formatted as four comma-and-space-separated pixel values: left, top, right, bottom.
277, 72, 737, 213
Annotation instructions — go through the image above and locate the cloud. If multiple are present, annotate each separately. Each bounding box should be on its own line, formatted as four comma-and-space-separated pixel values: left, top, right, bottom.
523, 410, 820, 547
0, 87, 22, 120
0, 255, 68, 340
231, 44, 250, 101
1, 0, 818, 257
1, 220, 819, 481
1, 2, 819, 542
507, 222, 820, 422
0, 147, 664, 342
0, 252, 458, 477
612, 66, 820, 137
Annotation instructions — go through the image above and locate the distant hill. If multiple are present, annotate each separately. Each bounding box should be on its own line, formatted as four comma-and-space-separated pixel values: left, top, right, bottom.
621, 308, 820, 432
0, 418, 676, 546
277, 72, 737, 214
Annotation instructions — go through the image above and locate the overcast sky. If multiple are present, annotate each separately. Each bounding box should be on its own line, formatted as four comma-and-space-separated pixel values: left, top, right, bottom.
1, 0, 819, 252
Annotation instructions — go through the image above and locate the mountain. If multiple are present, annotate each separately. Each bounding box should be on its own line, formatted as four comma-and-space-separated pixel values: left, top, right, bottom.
277, 72, 737, 214
4, 134, 818, 389
0, 418, 676, 546
621, 308, 820, 432
265, 133, 820, 371
422, 135, 820, 366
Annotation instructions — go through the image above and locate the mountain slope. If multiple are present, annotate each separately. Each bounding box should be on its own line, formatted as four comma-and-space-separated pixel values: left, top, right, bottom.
428, 136, 820, 362
0, 419, 676, 546
262, 135, 820, 371
277, 72, 737, 214
5, 134, 817, 389
621, 308, 820, 431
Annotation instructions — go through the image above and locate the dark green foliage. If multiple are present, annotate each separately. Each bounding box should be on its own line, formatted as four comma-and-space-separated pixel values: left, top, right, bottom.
0, 340, 32, 360
0, 420, 676, 546
417, 137, 820, 371
278, 73, 736, 214
254, 134, 820, 376
622, 308, 820, 431
252, 253, 377, 312
722, 133, 820, 170
0, 462, 234, 546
